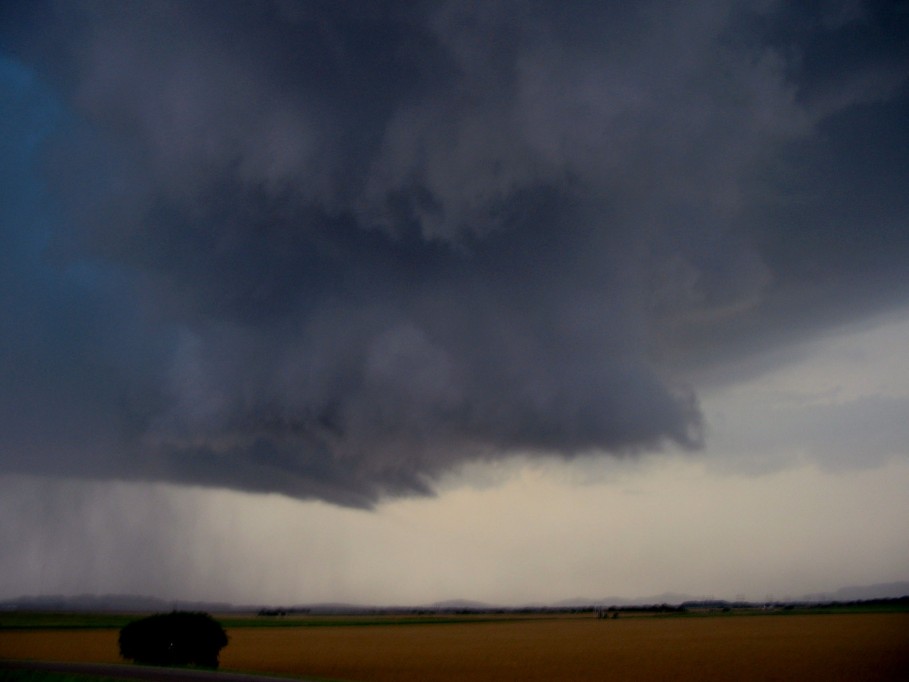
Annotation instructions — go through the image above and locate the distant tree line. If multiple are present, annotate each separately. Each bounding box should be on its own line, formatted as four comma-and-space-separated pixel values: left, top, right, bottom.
257, 608, 288, 617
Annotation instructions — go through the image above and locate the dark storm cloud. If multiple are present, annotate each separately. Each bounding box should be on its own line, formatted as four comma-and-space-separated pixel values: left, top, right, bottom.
1, 0, 907, 505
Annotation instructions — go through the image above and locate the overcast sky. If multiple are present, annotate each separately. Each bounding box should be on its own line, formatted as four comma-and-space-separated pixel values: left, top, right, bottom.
1, 0, 907, 605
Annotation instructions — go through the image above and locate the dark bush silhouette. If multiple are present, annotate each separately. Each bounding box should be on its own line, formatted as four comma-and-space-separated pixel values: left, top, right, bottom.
119, 611, 228, 669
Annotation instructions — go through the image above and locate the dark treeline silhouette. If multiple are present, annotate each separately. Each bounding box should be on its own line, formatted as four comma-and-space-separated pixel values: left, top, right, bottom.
247, 595, 909, 617
119, 611, 228, 669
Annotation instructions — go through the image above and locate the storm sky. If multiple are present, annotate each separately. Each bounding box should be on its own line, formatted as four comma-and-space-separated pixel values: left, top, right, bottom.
1, 0, 908, 605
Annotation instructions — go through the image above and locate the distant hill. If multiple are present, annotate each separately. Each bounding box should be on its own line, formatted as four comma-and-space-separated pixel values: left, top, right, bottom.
807, 581, 909, 602
290, 602, 370, 614
427, 599, 497, 611
553, 593, 692, 608
554, 582, 909, 608
2, 581, 906, 613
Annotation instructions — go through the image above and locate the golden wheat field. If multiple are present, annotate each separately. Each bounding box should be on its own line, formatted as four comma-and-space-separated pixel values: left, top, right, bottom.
2, 613, 908, 681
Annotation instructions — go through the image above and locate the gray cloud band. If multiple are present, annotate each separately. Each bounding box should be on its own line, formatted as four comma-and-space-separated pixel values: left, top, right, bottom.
1, 0, 907, 505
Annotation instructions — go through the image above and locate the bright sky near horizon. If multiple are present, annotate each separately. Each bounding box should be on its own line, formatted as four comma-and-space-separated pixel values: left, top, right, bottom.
1, 1, 908, 605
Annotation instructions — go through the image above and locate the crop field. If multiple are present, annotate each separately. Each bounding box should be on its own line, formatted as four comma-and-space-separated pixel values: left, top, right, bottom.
2, 612, 908, 681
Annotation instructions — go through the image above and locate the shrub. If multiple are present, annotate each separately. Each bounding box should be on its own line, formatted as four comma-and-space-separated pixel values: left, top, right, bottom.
118, 611, 228, 669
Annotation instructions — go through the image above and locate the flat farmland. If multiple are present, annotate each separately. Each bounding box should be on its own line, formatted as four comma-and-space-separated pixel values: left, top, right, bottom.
2, 612, 908, 681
